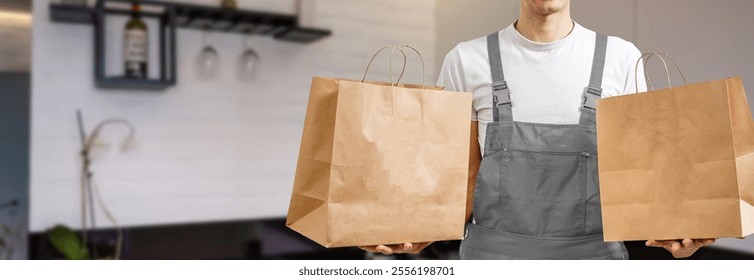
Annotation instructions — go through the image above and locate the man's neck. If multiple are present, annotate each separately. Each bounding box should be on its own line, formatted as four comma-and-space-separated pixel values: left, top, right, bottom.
515, 9, 574, 43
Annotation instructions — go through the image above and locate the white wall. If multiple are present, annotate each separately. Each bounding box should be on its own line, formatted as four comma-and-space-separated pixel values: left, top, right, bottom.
435, 0, 518, 69
635, 0, 754, 99
573, 0, 754, 110
30, 0, 437, 232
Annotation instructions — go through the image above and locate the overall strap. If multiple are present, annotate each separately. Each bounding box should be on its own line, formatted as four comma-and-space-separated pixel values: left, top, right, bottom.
579, 33, 608, 126
487, 32, 513, 122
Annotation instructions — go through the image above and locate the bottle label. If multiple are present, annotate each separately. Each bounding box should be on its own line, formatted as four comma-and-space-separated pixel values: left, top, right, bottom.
124, 29, 148, 63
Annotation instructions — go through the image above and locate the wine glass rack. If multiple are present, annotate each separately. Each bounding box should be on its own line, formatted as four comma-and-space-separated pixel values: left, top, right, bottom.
49, 0, 332, 90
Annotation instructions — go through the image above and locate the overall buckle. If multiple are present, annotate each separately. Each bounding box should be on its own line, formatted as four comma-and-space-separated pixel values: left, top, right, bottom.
580, 86, 602, 111
492, 81, 512, 107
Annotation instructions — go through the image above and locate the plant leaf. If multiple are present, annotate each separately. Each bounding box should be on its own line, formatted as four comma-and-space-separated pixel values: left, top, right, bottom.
48, 225, 88, 260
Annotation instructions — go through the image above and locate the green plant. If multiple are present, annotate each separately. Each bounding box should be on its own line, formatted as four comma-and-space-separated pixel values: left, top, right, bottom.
48, 225, 89, 260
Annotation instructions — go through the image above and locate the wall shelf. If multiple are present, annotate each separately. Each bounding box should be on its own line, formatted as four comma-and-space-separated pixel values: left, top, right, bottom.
48, 0, 331, 90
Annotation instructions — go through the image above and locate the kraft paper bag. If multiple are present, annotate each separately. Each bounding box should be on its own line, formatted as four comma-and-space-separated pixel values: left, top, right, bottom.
597, 53, 754, 241
286, 46, 472, 248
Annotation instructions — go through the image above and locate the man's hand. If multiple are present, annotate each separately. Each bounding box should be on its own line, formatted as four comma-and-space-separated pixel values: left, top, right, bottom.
645, 238, 716, 258
358, 242, 432, 255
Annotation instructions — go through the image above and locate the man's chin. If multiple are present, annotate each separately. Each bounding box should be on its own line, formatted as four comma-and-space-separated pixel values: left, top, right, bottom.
529, 0, 567, 15
535, 4, 564, 15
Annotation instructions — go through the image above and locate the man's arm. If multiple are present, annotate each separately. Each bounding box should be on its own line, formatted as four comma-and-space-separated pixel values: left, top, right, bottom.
466, 121, 481, 223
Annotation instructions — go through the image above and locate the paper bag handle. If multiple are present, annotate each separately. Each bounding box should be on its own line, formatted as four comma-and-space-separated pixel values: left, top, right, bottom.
362, 46, 407, 86
394, 45, 427, 87
361, 45, 426, 88
634, 52, 688, 94
643, 53, 688, 90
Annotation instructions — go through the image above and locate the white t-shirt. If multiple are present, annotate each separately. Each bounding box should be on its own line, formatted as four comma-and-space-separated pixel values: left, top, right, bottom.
437, 22, 647, 153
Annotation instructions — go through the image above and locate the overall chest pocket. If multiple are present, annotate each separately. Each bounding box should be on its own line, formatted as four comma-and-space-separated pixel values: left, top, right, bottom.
498, 148, 591, 237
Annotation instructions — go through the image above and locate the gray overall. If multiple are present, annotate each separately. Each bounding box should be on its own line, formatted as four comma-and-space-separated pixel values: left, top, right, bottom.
459, 32, 629, 260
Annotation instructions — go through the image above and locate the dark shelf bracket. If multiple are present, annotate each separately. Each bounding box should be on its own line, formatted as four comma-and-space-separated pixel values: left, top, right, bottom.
48, 0, 332, 90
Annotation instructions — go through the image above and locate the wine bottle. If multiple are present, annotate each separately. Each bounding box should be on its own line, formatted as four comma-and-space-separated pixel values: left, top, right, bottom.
124, 0, 148, 79
221, 0, 238, 9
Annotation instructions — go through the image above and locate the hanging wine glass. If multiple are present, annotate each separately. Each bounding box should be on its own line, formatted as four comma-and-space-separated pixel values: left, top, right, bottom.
238, 34, 260, 81
196, 25, 220, 79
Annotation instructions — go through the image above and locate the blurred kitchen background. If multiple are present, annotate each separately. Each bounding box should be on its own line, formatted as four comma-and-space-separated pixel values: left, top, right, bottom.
0, 0, 753, 259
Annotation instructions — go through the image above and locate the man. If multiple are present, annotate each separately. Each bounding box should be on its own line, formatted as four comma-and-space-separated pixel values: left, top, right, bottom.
361, 0, 716, 259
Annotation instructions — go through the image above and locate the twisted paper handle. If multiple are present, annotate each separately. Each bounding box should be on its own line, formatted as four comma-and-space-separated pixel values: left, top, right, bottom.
634, 52, 688, 94
361, 45, 427, 88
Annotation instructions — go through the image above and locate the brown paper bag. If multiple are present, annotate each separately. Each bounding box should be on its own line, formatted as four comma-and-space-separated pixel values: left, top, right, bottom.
286, 46, 472, 248
597, 53, 754, 241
